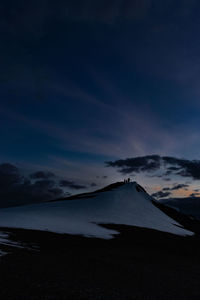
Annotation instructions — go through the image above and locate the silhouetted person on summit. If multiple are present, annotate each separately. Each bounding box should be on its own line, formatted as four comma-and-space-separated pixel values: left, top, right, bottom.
124, 178, 130, 183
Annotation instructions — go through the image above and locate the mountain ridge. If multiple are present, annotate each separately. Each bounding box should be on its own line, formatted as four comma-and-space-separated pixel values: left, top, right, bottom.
0, 181, 193, 238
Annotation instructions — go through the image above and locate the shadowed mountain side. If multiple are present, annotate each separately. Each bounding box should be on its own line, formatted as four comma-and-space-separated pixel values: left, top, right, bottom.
160, 197, 200, 219
152, 199, 200, 235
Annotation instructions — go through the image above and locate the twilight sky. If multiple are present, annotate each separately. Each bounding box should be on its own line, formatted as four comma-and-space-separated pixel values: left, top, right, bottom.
1, 0, 200, 203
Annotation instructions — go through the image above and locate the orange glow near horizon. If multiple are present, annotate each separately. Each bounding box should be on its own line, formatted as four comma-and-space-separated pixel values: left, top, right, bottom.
149, 185, 200, 199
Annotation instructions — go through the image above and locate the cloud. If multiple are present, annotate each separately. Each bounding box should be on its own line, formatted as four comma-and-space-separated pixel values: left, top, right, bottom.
59, 180, 87, 190
151, 191, 171, 199
91, 182, 98, 187
162, 187, 170, 191
106, 155, 161, 174
151, 183, 190, 199
59, 180, 74, 187
161, 184, 189, 192
170, 184, 189, 191
0, 163, 23, 186
0, 163, 64, 207
106, 155, 200, 180
189, 192, 200, 197
33, 179, 55, 188
30, 171, 55, 179
163, 156, 200, 180
167, 166, 180, 171
2, 94, 190, 161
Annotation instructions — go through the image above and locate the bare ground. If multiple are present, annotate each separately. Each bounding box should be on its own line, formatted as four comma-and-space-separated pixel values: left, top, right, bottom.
0, 225, 199, 299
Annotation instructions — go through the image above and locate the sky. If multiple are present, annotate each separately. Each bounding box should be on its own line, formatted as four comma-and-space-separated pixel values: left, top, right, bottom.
1, 0, 200, 204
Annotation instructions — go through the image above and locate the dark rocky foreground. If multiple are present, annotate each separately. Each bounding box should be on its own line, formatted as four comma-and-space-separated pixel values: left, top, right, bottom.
0, 225, 200, 299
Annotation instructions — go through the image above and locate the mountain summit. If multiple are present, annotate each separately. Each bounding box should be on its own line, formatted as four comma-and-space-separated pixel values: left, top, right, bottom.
0, 181, 193, 238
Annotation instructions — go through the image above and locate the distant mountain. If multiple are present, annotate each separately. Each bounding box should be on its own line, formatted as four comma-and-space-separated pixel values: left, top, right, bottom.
0, 181, 193, 238
160, 197, 200, 219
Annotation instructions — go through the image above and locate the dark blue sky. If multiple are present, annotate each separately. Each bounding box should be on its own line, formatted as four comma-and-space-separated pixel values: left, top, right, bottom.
1, 0, 200, 196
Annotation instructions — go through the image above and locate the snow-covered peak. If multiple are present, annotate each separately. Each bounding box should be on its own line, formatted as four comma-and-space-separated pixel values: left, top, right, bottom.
0, 181, 193, 239
116, 181, 147, 194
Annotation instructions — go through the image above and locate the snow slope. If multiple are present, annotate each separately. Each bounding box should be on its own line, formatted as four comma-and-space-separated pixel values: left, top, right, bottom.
0, 182, 193, 239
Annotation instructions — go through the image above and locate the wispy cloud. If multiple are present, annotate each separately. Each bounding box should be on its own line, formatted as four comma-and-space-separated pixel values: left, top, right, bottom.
1, 100, 185, 160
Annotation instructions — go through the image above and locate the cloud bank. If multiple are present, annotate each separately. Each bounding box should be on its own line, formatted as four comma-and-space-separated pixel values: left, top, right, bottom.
0, 163, 86, 207
151, 184, 190, 199
151, 191, 171, 199
106, 155, 200, 180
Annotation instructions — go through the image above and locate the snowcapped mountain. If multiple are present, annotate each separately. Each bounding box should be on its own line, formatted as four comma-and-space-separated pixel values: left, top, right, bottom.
0, 182, 193, 239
